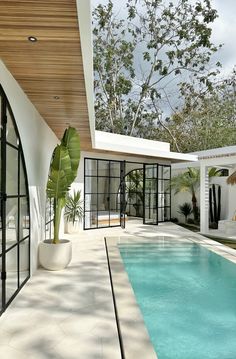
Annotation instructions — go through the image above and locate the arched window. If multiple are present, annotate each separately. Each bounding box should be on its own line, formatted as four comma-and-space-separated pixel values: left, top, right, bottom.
0, 85, 30, 315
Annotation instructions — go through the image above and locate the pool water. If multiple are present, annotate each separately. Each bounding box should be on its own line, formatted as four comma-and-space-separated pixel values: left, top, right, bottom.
119, 241, 236, 359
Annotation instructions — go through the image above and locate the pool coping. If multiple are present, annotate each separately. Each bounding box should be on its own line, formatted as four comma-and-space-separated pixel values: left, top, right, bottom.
105, 232, 236, 359
105, 236, 158, 359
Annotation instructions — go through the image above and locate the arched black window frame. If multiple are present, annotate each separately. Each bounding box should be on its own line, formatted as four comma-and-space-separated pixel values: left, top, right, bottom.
0, 84, 31, 315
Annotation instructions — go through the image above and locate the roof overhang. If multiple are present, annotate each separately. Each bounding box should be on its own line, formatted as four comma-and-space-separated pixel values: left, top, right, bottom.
0, 0, 94, 150
95, 131, 198, 163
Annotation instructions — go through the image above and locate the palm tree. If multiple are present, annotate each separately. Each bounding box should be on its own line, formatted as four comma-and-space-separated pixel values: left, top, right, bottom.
171, 167, 222, 222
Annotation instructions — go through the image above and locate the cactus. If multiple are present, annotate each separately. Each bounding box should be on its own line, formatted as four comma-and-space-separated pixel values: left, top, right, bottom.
209, 187, 213, 223
212, 184, 217, 223
209, 184, 221, 227
217, 185, 221, 221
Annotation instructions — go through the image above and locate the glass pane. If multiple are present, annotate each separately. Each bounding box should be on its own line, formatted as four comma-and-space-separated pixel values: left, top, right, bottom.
98, 194, 109, 211
6, 198, 18, 246
146, 179, 156, 193
85, 159, 97, 176
158, 180, 164, 194
158, 166, 164, 179
158, 207, 164, 222
85, 176, 97, 194
19, 238, 30, 285
84, 211, 97, 229
6, 145, 18, 195
145, 166, 153, 178
98, 177, 107, 194
20, 198, 30, 239
164, 166, 170, 179
45, 222, 51, 240
158, 193, 165, 207
110, 194, 120, 211
6, 108, 18, 147
45, 198, 52, 224
19, 156, 27, 195
85, 193, 97, 211
110, 177, 120, 194
98, 212, 109, 227
164, 180, 170, 193
110, 161, 120, 177
98, 160, 109, 177
6, 247, 18, 303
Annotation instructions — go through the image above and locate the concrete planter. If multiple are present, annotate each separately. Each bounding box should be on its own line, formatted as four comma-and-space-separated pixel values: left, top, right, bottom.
39, 239, 72, 271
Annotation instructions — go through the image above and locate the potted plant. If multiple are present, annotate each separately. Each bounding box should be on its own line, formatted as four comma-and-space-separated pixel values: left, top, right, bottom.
39, 127, 80, 270
64, 190, 83, 233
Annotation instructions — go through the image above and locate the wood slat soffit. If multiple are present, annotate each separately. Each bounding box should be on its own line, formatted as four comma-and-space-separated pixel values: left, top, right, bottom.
0, 0, 92, 150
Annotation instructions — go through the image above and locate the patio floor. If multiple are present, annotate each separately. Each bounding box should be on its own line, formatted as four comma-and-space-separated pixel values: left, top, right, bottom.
1, 220, 236, 359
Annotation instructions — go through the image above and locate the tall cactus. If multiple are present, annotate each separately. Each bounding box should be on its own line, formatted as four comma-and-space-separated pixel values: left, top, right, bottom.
209, 184, 221, 227
217, 185, 221, 221
209, 187, 213, 223
212, 184, 217, 222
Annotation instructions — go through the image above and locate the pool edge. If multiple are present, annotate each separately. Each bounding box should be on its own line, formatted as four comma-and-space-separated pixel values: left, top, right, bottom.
105, 236, 158, 359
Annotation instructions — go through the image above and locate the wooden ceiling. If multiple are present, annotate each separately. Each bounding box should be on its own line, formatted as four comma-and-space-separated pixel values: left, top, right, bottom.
0, 0, 92, 150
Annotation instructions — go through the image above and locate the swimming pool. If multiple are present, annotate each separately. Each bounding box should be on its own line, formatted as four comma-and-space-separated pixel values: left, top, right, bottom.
119, 240, 236, 359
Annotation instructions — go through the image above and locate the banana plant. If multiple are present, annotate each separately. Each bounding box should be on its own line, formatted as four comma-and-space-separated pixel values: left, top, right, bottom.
46, 127, 80, 244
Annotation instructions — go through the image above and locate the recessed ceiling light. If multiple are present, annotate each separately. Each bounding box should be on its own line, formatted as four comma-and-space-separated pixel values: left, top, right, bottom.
54, 96, 60, 100
28, 36, 37, 42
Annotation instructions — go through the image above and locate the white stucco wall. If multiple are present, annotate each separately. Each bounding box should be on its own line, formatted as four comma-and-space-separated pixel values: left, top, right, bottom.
0, 60, 59, 273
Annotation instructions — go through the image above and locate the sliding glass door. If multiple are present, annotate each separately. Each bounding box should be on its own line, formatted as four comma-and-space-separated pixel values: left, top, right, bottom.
0, 86, 30, 315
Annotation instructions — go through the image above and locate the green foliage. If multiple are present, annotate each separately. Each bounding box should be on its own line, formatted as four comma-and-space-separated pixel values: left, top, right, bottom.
178, 202, 192, 223
172, 166, 223, 221
171, 167, 200, 196
93, 0, 221, 138
46, 127, 80, 243
64, 190, 83, 225
157, 70, 236, 152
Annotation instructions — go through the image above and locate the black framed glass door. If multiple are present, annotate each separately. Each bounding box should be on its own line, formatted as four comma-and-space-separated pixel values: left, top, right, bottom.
120, 161, 126, 229
143, 164, 171, 225
0, 86, 30, 315
84, 158, 125, 230
143, 164, 158, 224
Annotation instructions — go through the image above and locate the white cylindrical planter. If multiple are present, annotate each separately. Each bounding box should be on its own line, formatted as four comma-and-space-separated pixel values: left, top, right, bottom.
39, 240, 72, 271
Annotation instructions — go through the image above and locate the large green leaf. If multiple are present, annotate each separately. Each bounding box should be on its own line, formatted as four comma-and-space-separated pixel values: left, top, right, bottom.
47, 169, 69, 199
61, 127, 80, 181
46, 145, 72, 199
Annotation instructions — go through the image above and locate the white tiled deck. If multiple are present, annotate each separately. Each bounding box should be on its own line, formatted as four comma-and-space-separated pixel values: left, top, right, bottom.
1, 220, 236, 359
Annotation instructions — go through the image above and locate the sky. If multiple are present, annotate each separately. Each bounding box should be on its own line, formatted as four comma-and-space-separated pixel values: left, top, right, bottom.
92, 0, 236, 76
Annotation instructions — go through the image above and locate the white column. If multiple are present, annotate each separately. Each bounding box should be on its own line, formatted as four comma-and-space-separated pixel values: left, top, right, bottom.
200, 163, 209, 233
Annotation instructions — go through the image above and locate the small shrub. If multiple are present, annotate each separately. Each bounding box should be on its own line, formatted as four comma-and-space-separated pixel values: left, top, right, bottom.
171, 217, 179, 223
178, 202, 192, 223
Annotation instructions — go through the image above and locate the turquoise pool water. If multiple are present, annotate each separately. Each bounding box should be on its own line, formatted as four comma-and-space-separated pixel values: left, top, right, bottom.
119, 241, 236, 359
